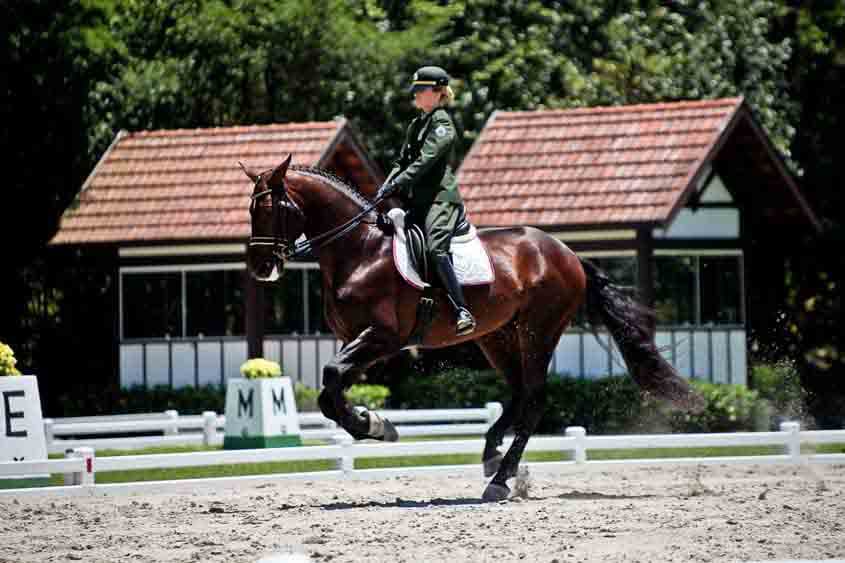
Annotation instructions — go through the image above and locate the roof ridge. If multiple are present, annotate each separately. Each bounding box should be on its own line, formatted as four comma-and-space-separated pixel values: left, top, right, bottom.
496, 97, 743, 120
128, 120, 343, 138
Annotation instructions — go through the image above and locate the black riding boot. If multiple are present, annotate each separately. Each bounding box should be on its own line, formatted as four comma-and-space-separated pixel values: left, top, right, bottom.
433, 252, 476, 336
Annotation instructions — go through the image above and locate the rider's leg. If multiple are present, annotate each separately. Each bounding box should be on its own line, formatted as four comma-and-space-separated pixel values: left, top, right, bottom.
425, 201, 476, 336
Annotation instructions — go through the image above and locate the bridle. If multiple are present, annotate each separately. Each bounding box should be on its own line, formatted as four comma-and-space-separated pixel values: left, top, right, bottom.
248, 173, 305, 263
248, 174, 388, 263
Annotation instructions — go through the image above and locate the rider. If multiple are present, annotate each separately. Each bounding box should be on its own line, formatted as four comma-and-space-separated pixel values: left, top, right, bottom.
377, 65, 477, 336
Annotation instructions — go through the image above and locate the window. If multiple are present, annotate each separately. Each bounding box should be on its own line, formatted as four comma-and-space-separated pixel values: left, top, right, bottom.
653, 254, 743, 325
265, 269, 305, 334
589, 257, 637, 289
186, 270, 245, 336
122, 273, 182, 338
121, 264, 324, 339
574, 256, 636, 326
265, 267, 324, 334
654, 256, 697, 325
700, 256, 742, 324
307, 269, 325, 333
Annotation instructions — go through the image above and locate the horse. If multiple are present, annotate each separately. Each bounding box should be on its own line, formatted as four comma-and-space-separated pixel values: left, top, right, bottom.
242, 155, 703, 501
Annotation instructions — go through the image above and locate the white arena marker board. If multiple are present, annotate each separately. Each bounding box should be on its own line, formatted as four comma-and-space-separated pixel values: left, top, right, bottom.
223, 376, 302, 449
0, 376, 49, 488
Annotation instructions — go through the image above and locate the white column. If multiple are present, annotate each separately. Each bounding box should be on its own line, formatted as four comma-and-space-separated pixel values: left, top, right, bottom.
565, 426, 587, 464
164, 410, 179, 436
64, 447, 95, 486
202, 411, 218, 446
333, 434, 354, 474
485, 402, 503, 429
780, 421, 801, 462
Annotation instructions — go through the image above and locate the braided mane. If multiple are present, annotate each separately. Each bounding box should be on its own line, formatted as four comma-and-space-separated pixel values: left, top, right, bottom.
290, 165, 372, 209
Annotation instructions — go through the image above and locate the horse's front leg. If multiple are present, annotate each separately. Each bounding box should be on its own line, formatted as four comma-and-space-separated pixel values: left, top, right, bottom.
318, 326, 400, 441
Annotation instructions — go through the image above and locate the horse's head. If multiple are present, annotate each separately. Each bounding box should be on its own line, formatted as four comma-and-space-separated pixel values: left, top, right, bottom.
242, 154, 305, 282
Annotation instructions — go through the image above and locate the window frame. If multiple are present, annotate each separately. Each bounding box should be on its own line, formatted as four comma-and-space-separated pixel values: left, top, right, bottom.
580, 250, 745, 327
119, 261, 323, 340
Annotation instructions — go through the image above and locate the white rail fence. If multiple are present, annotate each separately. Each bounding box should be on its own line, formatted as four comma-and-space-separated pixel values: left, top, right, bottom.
2, 421, 843, 496
42, 404, 504, 454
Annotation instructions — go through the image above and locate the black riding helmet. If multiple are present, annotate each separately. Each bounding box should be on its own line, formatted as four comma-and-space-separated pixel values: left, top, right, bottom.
409, 66, 450, 93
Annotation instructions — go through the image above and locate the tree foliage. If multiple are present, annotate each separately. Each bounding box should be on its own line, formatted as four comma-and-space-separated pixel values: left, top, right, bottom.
3, 0, 842, 416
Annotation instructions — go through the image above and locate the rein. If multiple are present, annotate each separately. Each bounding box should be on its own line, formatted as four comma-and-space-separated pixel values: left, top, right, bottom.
249, 178, 387, 262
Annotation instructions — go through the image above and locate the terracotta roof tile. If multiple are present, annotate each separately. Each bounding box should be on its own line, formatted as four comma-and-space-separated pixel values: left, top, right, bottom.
458, 97, 743, 228
53, 121, 345, 244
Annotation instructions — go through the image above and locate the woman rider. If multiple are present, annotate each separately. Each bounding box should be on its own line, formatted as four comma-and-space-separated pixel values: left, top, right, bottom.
377, 66, 476, 336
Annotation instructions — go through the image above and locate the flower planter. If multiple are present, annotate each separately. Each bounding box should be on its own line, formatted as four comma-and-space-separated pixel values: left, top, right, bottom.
0, 375, 49, 488
223, 376, 302, 449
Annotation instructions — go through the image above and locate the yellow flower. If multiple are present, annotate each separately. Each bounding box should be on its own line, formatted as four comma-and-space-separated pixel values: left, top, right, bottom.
0, 342, 21, 376
240, 358, 282, 379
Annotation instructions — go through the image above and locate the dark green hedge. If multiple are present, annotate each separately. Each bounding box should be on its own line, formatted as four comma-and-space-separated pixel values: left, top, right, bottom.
393, 367, 774, 434
53, 382, 391, 417
52, 367, 786, 436
53, 384, 226, 417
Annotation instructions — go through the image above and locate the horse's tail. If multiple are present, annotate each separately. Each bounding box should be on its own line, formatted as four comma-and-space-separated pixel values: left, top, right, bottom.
580, 258, 704, 411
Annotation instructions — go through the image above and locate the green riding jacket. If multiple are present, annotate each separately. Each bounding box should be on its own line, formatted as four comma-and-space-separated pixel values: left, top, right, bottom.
387, 107, 462, 210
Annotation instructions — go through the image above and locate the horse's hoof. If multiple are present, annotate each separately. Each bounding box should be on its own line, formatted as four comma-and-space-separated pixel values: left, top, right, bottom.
381, 417, 399, 442
482, 482, 510, 502
367, 410, 399, 442
483, 453, 503, 477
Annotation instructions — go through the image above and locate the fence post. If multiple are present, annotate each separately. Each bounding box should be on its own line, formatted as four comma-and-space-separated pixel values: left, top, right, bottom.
43, 418, 54, 448
485, 402, 503, 429
333, 434, 354, 475
164, 410, 179, 436
565, 426, 587, 464
780, 421, 801, 462
202, 411, 218, 446
64, 447, 95, 486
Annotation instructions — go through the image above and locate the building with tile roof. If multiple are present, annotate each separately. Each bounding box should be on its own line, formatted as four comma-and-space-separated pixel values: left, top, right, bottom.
50, 119, 381, 390
459, 97, 820, 383
51, 99, 821, 391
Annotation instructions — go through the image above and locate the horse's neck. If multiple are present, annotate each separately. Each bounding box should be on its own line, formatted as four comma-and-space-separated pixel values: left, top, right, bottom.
289, 173, 374, 275
290, 173, 365, 239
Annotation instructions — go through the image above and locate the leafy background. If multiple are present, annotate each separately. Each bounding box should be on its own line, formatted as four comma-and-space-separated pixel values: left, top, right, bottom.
2, 0, 841, 419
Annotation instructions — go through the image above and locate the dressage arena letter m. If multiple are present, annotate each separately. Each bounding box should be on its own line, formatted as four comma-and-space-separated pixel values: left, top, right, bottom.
238, 388, 254, 418
3, 390, 27, 438
272, 388, 284, 415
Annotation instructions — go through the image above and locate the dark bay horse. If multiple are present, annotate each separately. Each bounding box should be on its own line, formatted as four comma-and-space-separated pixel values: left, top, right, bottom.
243, 155, 702, 501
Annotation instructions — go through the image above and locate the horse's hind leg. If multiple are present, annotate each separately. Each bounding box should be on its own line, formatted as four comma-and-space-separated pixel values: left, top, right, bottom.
483, 308, 571, 501
476, 323, 524, 477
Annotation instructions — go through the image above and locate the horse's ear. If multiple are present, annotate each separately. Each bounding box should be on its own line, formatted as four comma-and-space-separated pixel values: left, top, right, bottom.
269, 154, 292, 186
239, 161, 260, 182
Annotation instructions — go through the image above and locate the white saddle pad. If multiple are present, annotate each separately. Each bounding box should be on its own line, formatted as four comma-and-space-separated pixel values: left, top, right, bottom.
388, 208, 494, 290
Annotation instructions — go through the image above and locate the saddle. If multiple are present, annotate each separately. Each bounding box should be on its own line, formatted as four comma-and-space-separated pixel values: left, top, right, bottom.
386, 208, 491, 290
402, 212, 472, 284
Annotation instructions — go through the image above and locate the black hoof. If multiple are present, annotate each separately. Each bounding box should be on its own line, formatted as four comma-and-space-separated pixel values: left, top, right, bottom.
380, 417, 399, 442
363, 410, 399, 442
482, 482, 510, 502
483, 453, 503, 477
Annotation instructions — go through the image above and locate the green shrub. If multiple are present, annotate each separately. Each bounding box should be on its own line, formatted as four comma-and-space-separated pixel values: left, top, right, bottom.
393, 367, 506, 409
665, 381, 770, 433
52, 384, 226, 417
751, 361, 806, 423
0, 342, 21, 376
393, 368, 774, 434
345, 384, 391, 410
295, 383, 319, 412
